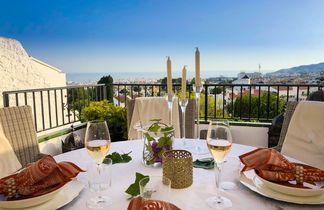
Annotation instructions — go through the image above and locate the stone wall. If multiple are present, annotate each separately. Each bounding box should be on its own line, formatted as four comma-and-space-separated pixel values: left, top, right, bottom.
0, 37, 66, 106
0, 37, 70, 134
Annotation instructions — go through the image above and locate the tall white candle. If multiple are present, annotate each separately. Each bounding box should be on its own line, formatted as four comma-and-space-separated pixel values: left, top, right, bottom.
195, 48, 201, 85
182, 65, 187, 99
167, 56, 172, 94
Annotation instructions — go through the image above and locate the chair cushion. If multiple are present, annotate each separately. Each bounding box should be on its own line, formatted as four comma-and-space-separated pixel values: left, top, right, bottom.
281, 101, 324, 169
0, 106, 40, 167
0, 123, 22, 178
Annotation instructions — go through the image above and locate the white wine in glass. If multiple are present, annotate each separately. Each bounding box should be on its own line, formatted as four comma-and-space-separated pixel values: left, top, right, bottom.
85, 120, 112, 209
86, 140, 111, 164
206, 121, 233, 209
207, 139, 232, 164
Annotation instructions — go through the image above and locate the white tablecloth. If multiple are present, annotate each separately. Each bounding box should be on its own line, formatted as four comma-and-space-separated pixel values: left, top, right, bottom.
55, 139, 324, 210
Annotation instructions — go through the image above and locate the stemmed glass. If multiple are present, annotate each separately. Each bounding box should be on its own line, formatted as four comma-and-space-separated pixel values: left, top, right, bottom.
85, 120, 112, 209
139, 176, 171, 202
206, 121, 233, 209
134, 120, 144, 139
166, 93, 175, 126
179, 98, 188, 147
192, 83, 208, 154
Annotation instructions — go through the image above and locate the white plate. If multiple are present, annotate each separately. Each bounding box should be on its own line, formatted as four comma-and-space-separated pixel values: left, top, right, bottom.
256, 174, 324, 197
0, 179, 84, 210
240, 170, 324, 205
0, 183, 67, 209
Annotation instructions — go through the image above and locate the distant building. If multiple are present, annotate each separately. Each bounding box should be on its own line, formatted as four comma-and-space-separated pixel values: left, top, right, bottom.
207, 76, 235, 83
231, 75, 251, 92
308, 71, 323, 78
232, 75, 251, 85
238, 72, 262, 79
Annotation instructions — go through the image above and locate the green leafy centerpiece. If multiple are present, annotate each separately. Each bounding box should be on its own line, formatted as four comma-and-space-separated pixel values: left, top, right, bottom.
103, 152, 132, 164
142, 119, 174, 168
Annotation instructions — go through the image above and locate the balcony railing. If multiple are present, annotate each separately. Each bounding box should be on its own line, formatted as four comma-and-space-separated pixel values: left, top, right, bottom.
2, 83, 323, 133
2, 84, 106, 133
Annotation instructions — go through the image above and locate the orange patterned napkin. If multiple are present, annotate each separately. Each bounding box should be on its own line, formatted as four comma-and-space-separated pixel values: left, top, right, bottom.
128, 196, 181, 210
239, 148, 324, 183
0, 155, 84, 199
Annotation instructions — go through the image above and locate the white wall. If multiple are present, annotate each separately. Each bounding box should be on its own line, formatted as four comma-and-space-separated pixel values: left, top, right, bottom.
39, 125, 269, 156
199, 124, 269, 148
30, 57, 66, 87
230, 126, 268, 148
0, 37, 66, 105
39, 128, 86, 156
0, 37, 71, 134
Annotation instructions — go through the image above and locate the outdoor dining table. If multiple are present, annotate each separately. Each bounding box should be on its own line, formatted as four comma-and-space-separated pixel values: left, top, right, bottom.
55, 139, 324, 210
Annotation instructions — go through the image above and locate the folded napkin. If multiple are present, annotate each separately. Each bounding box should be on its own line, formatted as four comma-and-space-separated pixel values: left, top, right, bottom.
193, 158, 214, 169
0, 155, 84, 199
239, 148, 324, 183
128, 196, 181, 210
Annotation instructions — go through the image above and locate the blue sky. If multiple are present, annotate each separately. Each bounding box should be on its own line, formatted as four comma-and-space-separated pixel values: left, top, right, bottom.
1, 0, 324, 76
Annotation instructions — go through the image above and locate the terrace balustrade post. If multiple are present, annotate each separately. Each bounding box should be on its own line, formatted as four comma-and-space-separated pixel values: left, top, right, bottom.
103, 85, 107, 100
204, 84, 208, 121
15, 93, 18, 106
3, 93, 9, 107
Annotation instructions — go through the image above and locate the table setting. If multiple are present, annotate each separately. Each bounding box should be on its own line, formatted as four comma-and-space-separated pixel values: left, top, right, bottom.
1, 136, 324, 209
1, 49, 324, 210
2, 119, 324, 210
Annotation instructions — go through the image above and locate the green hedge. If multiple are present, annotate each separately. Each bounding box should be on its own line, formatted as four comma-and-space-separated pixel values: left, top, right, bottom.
81, 100, 127, 141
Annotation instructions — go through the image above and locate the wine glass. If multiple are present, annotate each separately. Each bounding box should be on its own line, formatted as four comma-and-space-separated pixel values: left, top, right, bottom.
139, 176, 171, 202
206, 121, 233, 209
134, 120, 144, 139
87, 158, 112, 209
220, 156, 240, 190
179, 98, 188, 147
192, 82, 209, 155
85, 120, 112, 209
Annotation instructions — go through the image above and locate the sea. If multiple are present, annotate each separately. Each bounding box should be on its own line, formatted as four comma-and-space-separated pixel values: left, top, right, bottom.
67, 71, 243, 82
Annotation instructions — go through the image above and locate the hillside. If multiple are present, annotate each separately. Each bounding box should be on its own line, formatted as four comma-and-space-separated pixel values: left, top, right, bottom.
268, 62, 324, 75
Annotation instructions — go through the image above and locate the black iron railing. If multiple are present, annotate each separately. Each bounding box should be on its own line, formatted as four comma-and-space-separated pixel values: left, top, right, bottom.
3, 84, 106, 132
2, 83, 323, 133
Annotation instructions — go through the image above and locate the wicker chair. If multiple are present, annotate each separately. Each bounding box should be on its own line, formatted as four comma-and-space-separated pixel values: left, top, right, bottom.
0, 105, 43, 167
272, 101, 298, 152
126, 98, 196, 138
273, 90, 324, 152
306, 89, 324, 101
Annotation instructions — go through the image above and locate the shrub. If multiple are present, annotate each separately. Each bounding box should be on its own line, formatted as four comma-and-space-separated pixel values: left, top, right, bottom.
81, 100, 127, 141
97, 75, 114, 103
226, 92, 285, 119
